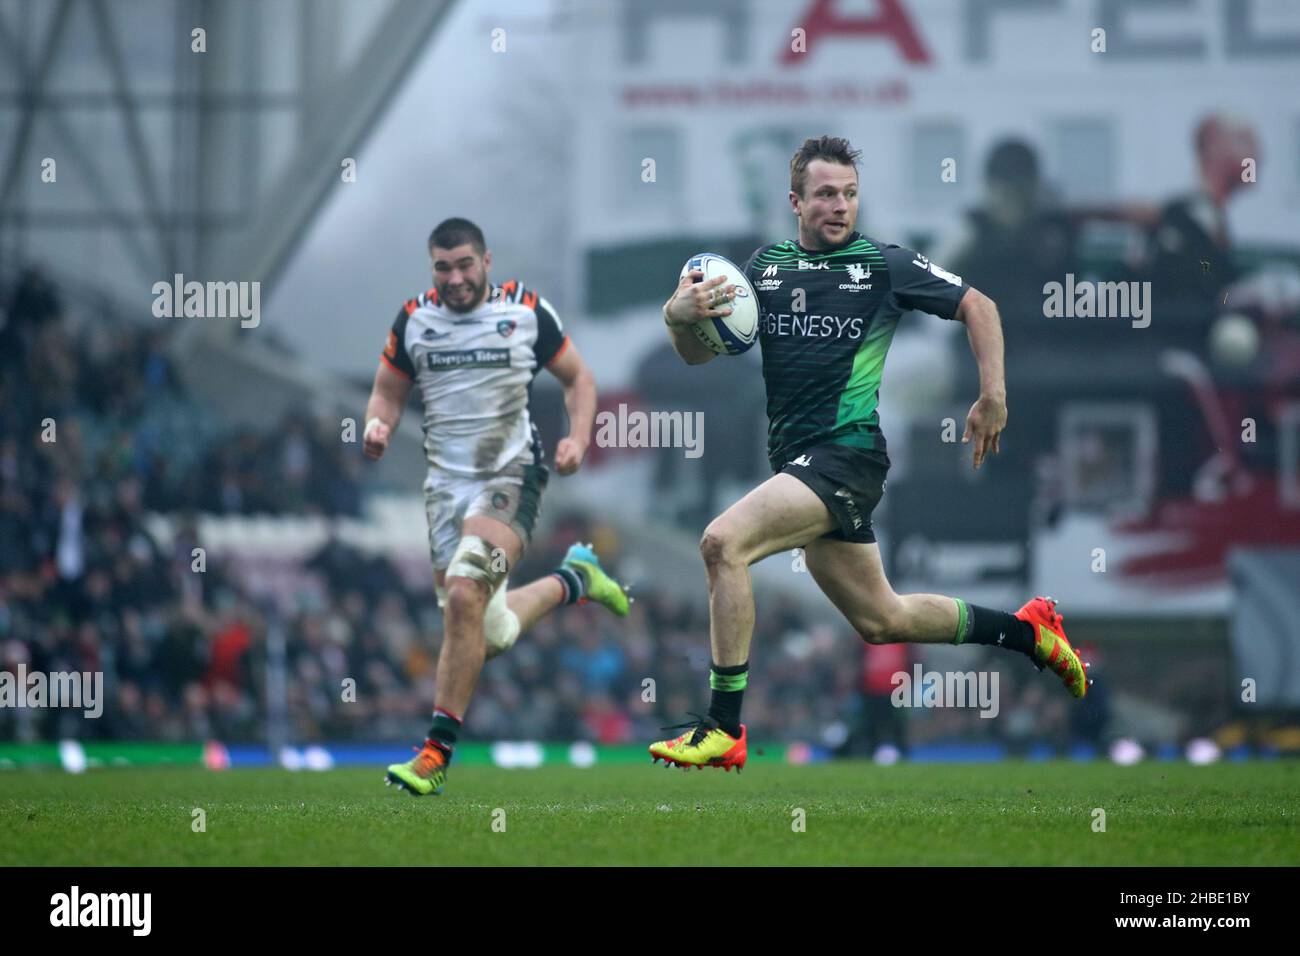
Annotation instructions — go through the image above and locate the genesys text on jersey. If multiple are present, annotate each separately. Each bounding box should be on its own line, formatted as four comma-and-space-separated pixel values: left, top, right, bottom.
763, 313, 865, 339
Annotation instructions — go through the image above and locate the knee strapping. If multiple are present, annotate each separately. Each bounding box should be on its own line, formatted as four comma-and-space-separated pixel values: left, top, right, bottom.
445, 536, 517, 654
446, 535, 507, 589
483, 577, 520, 656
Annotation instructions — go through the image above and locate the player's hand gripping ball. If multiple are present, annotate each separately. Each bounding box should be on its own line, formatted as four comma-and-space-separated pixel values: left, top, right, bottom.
676, 253, 759, 356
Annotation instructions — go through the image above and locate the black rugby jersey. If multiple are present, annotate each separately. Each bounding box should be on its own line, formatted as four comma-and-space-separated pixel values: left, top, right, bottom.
743, 231, 971, 471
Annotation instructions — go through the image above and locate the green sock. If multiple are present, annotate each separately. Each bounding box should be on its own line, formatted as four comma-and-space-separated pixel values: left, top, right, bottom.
953, 598, 1034, 656
706, 662, 748, 738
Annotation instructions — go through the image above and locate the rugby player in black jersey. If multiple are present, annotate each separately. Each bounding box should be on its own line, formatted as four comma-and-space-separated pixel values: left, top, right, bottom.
649, 137, 1089, 771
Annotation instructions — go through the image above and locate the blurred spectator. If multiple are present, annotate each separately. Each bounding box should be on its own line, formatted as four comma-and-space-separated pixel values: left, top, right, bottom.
936, 138, 1080, 465
946, 138, 1077, 337
845, 641, 911, 759
1146, 113, 1258, 328
559, 627, 626, 696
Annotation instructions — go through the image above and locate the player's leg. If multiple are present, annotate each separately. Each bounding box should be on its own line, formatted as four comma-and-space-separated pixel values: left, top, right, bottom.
475, 459, 629, 648
434, 566, 561, 662
787, 444, 1089, 697
700, 473, 833, 666
504, 542, 631, 637
438, 513, 520, 709
388, 513, 519, 796
649, 473, 832, 770
460, 462, 547, 665
802, 538, 956, 644
389, 475, 505, 795
466, 459, 629, 651
388, 512, 522, 795
803, 538, 1090, 697
425, 459, 631, 773
505, 575, 565, 634
505, 537, 633, 638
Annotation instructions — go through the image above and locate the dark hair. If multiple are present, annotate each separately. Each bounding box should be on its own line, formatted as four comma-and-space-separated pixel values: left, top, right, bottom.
984, 139, 1039, 186
427, 217, 486, 255
790, 136, 862, 197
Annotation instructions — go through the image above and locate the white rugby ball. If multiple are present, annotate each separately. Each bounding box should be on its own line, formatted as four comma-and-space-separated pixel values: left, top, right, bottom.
680, 252, 759, 355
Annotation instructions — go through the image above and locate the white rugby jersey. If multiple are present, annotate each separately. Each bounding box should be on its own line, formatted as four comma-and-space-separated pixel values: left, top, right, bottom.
380, 280, 569, 477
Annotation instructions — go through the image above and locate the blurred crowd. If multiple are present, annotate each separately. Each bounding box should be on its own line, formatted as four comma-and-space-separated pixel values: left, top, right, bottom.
9, 104, 1292, 754
0, 267, 356, 744
0, 500, 1091, 751
0, 267, 1090, 749
0, 268, 363, 520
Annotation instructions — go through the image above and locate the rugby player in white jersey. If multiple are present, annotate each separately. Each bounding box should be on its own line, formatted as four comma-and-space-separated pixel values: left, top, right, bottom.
363, 217, 628, 796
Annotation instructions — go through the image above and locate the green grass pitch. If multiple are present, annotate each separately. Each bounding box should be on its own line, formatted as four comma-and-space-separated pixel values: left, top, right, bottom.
2, 761, 1296, 866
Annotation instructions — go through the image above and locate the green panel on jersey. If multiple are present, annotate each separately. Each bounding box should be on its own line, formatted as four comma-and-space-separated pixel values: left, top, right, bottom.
832, 311, 901, 448
754, 233, 897, 467
827, 238, 891, 451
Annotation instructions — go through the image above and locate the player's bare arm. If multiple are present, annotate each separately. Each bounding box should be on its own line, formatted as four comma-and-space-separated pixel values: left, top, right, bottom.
544, 339, 596, 476
363, 359, 412, 460
954, 285, 1008, 470
662, 270, 735, 365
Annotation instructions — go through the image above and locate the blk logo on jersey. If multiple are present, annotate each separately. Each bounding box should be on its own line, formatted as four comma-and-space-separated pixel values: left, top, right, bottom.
497, 319, 517, 338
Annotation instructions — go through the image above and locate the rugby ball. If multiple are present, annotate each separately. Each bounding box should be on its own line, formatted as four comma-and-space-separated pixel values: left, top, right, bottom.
680, 252, 759, 355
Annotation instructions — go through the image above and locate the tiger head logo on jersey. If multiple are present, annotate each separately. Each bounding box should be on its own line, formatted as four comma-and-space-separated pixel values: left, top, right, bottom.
497, 319, 517, 338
